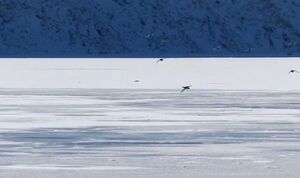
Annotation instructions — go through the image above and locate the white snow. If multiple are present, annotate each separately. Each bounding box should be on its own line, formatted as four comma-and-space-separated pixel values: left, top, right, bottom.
0, 58, 300, 178
0, 58, 300, 90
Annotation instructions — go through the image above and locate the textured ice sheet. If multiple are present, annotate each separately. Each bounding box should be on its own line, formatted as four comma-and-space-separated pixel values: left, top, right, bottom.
0, 89, 300, 178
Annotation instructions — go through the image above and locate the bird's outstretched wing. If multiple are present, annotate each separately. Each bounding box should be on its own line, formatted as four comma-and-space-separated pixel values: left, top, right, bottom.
156, 59, 164, 63
180, 88, 186, 93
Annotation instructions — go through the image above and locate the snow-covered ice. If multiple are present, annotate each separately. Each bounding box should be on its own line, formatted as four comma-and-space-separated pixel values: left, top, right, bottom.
0, 58, 300, 90
0, 58, 300, 178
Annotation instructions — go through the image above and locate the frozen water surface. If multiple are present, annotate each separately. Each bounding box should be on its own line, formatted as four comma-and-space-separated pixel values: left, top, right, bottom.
0, 89, 300, 178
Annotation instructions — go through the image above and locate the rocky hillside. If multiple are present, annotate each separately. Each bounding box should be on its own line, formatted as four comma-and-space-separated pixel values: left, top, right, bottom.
0, 0, 300, 57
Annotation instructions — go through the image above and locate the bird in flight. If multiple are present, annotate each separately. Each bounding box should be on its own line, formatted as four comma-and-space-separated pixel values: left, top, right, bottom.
156, 58, 164, 63
289, 70, 299, 74
181, 85, 192, 93
134, 80, 140, 83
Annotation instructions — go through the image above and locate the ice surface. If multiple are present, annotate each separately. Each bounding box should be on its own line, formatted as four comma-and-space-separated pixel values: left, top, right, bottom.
1, 58, 300, 90
0, 87, 300, 178
0, 59, 300, 177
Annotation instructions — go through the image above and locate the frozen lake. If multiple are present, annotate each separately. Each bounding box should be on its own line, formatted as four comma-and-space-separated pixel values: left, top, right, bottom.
0, 89, 300, 178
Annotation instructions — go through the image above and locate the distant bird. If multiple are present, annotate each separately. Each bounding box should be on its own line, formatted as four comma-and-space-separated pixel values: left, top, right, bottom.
289, 70, 299, 74
181, 85, 192, 93
134, 80, 140, 83
156, 58, 164, 63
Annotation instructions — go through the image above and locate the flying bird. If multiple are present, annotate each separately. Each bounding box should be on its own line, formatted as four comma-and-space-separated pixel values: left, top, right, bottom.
181, 85, 192, 93
156, 58, 164, 63
289, 70, 299, 74
134, 80, 140, 83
